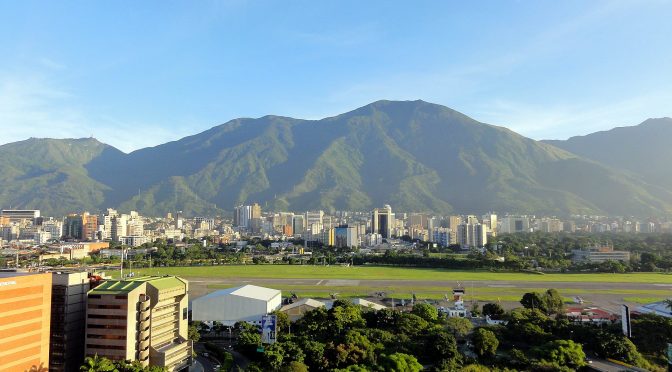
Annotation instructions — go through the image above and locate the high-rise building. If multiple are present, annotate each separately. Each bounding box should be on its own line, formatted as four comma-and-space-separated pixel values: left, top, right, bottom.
305, 211, 324, 230
82, 212, 98, 241
64, 214, 84, 240
333, 225, 359, 248
0, 271, 52, 372
481, 213, 497, 234
175, 211, 184, 229
499, 216, 530, 234
292, 215, 305, 236
50, 271, 89, 372
457, 223, 488, 249
234, 204, 262, 229
371, 205, 394, 239
85, 276, 192, 371
250, 203, 261, 219
447, 215, 462, 230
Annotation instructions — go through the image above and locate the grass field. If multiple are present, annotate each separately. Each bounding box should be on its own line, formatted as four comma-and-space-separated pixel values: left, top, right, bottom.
128, 264, 672, 283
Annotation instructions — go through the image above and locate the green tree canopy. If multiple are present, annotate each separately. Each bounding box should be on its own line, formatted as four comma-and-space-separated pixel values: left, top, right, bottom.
472, 328, 499, 358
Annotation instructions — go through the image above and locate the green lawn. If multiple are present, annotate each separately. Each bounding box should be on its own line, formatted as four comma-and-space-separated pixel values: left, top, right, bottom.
128, 264, 672, 283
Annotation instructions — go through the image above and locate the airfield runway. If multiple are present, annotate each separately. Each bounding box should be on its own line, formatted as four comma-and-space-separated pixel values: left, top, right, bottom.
184, 277, 671, 313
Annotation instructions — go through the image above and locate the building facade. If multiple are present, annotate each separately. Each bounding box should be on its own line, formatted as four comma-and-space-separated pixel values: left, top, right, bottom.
0, 271, 52, 372
50, 271, 89, 372
85, 276, 192, 371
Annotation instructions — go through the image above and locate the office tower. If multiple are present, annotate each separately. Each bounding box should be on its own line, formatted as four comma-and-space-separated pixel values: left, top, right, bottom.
82, 212, 98, 241
0, 271, 52, 372
481, 213, 497, 234
305, 211, 324, 229
371, 205, 394, 239
85, 276, 192, 371
234, 204, 262, 229
448, 215, 462, 230
466, 215, 479, 225
499, 216, 530, 233
292, 215, 305, 236
250, 203, 261, 219
333, 225, 359, 248
175, 211, 184, 229
50, 271, 89, 372
457, 223, 488, 249
64, 214, 84, 240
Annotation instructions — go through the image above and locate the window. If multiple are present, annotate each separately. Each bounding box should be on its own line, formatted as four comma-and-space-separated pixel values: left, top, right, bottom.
182, 307, 188, 320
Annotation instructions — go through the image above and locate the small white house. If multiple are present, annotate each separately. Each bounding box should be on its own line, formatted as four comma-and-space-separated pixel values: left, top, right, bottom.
191, 284, 282, 326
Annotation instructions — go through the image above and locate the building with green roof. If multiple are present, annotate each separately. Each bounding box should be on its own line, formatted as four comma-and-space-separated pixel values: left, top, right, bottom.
85, 275, 191, 371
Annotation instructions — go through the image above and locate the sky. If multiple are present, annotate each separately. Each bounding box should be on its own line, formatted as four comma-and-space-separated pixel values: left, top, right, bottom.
0, 0, 671, 153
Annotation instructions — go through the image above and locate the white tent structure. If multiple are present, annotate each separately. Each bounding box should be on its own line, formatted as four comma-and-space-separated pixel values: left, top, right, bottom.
191, 284, 282, 325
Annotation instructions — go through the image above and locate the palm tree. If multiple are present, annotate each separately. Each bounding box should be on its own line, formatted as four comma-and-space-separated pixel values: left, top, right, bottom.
80, 355, 118, 372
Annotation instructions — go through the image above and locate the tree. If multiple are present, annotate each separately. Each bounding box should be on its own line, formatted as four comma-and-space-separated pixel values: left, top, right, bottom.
445, 317, 473, 338
411, 303, 438, 322
188, 323, 201, 342
380, 353, 423, 372
80, 355, 117, 372
272, 310, 291, 334
520, 292, 548, 313
472, 328, 499, 358
481, 303, 505, 319
544, 289, 564, 315
281, 361, 309, 372
424, 329, 461, 364
540, 339, 586, 368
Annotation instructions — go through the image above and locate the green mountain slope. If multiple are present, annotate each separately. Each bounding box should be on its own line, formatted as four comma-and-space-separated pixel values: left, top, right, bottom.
544, 118, 672, 188
0, 138, 118, 215
1, 101, 671, 216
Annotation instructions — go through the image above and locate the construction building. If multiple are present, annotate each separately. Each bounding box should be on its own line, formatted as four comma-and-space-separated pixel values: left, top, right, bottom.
0, 271, 52, 372
85, 276, 192, 371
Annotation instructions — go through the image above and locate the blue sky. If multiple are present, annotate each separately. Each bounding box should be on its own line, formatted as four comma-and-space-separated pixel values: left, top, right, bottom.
1, 0, 671, 152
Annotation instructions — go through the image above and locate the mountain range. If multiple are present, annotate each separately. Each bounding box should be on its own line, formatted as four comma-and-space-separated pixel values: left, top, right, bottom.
1, 100, 671, 217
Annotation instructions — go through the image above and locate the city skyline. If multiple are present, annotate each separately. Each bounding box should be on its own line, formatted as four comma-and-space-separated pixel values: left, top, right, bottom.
1, 1, 671, 152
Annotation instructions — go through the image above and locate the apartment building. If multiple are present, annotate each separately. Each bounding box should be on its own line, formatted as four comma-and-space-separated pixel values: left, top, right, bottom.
0, 271, 52, 372
85, 276, 192, 371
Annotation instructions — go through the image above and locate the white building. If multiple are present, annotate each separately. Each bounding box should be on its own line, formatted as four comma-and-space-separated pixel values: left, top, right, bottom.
191, 285, 282, 326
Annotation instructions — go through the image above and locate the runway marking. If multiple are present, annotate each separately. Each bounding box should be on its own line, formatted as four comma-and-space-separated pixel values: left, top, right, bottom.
316, 280, 324, 285
488, 285, 515, 288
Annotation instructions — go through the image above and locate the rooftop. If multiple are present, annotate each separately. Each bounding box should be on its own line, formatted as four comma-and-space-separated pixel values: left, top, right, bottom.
637, 301, 672, 318
0, 270, 42, 279
199, 284, 281, 302
90, 275, 186, 295
280, 298, 325, 312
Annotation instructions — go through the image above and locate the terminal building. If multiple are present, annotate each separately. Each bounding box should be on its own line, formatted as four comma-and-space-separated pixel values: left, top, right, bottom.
85, 276, 192, 371
571, 246, 631, 263
0, 271, 52, 372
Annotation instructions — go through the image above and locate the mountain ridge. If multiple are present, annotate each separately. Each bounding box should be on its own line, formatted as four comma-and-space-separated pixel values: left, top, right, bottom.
1, 100, 671, 217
